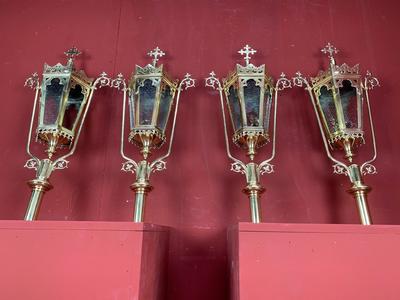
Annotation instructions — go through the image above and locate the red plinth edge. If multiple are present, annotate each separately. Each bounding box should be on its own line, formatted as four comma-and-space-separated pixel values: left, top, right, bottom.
0, 221, 169, 300
228, 222, 400, 300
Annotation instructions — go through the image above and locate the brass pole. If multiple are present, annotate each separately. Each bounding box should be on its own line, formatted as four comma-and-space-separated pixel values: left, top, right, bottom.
248, 190, 261, 223
243, 163, 264, 224
24, 159, 53, 221
130, 160, 152, 223
347, 164, 372, 225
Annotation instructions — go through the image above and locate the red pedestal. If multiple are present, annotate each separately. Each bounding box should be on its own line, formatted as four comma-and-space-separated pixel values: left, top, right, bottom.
0, 221, 168, 300
229, 223, 400, 300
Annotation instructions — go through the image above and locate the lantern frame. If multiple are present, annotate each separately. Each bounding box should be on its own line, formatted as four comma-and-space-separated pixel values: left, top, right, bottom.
127, 60, 179, 157
205, 44, 291, 223
23, 47, 109, 221
110, 47, 195, 222
293, 42, 380, 225
37, 62, 93, 151
222, 62, 275, 157
310, 62, 364, 151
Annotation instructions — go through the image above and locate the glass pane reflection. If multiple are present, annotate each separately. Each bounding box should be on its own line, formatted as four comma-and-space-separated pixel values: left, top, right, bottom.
339, 80, 359, 129
228, 85, 242, 131
243, 79, 260, 126
129, 90, 136, 130
319, 85, 338, 133
138, 79, 157, 125
263, 90, 273, 132
62, 84, 84, 130
157, 85, 173, 132
43, 78, 64, 125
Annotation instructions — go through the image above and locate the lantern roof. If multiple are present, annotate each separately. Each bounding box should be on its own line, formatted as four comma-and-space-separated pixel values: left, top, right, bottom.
222, 45, 273, 88
311, 43, 361, 88
41, 46, 93, 85
130, 47, 178, 88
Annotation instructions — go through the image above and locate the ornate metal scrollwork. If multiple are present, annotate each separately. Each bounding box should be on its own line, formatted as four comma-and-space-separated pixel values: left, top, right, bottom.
332, 163, 349, 176
276, 73, 292, 91
292, 71, 307, 88
152, 160, 167, 173
364, 71, 380, 90
111, 73, 126, 90
53, 159, 69, 170
205, 71, 220, 90
24, 73, 40, 89
121, 160, 137, 174
259, 163, 274, 175
361, 163, 377, 175
97, 72, 112, 88
24, 158, 39, 170
181, 73, 195, 90
230, 162, 246, 174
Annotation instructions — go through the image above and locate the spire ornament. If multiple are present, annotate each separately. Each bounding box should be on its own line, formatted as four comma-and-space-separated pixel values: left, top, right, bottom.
238, 44, 257, 66
147, 46, 165, 67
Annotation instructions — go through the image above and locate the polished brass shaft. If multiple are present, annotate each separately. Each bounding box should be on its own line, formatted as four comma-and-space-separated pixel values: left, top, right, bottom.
130, 160, 153, 222
347, 164, 372, 225
25, 159, 53, 221
243, 163, 264, 223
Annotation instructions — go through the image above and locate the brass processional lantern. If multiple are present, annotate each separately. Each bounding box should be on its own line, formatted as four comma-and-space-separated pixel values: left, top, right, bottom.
293, 43, 379, 225
111, 47, 195, 222
24, 47, 109, 220
205, 45, 291, 223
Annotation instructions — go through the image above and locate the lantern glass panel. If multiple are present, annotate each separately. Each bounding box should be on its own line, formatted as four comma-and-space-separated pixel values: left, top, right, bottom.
128, 89, 136, 130
263, 89, 273, 131
138, 79, 157, 125
339, 80, 359, 129
227, 85, 242, 131
243, 79, 261, 127
318, 85, 339, 133
156, 84, 173, 132
43, 78, 64, 125
62, 83, 85, 130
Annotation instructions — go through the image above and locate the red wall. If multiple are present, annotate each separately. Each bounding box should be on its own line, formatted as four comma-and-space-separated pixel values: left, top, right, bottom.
0, 1, 399, 299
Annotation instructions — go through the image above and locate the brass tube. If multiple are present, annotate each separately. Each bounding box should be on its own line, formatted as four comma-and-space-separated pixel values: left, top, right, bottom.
243, 163, 264, 224
130, 160, 153, 223
25, 189, 44, 221
354, 190, 372, 225
133, 188, 146, 223
347, 164, 372, 225
249, 190, 261, 223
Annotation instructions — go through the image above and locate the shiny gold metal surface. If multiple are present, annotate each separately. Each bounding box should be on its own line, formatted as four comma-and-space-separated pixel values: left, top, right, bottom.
111, 47, 195, 222
206, 45, 291, 223
23, 47, 109, 220
293, 43, 379, 225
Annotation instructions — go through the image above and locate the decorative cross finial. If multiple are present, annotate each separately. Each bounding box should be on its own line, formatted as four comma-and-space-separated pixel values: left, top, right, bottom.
64, 46, 81, 62
238, 44, 257, 66
147, 47, 165, 67
321, 42, 339, 62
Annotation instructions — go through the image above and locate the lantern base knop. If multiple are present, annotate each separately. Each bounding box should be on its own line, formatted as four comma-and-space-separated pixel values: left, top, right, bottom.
347, 183, 372, 225
25, 178, 53, 221
130, 182, 153, 223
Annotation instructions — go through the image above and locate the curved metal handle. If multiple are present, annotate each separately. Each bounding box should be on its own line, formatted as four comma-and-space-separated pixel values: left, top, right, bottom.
115, 74, 138, 168
205, 71, 245, 170
259, 73, 291, 170
360, 71, 379, 175
150, 73, 195, 170
24, 73, 41, 164
106, 73, 139, 172
293, 71, 349, 173
53, 72, 111, 165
